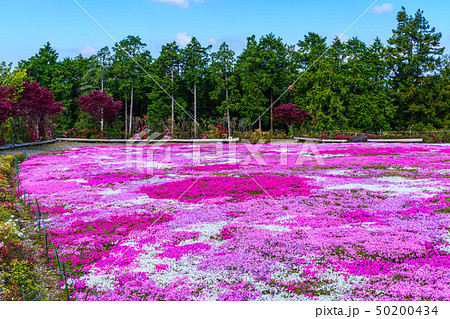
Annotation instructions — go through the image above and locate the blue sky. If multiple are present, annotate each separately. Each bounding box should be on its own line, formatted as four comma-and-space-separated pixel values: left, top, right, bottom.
1, 0, 449, 64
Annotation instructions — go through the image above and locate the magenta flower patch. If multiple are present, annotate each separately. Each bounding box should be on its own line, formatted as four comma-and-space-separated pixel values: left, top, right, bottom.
140, 175, 313, 203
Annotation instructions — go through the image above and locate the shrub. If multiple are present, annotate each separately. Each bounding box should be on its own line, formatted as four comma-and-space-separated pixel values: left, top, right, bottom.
351, 135, 368, 143
0, 153, 48, 301
238, 129, 270, 144
0, 260, 48, 301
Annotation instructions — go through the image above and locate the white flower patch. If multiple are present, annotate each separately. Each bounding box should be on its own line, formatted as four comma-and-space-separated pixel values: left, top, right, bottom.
316, 269, 366, 301
326, 169, 352, 176
212, 159, 245, 165
328, 183, 385, 191
306, 176, 327, 181
327, 180, 447, 198
82, 271, 117, 291
185, 221, 230, 241
359, 222, 379, 231
130, 177, 171, 185
120, 197, 164, 206
98, 189, 122, 195
120, 240, 140, 248
386, 166, 417, 171
320, 154, 347, 159
254, 224, 291, 233
134, 249, 212, 287
65, 179, 89, 184
275, 215, 294, 222
439, 233, 450, 254
252, 260, 365, 301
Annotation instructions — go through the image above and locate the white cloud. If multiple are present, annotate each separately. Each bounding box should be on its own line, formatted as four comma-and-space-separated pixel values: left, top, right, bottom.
208, 37, 246, 49
209, 38, 218, 46
175, 32, 192, 47
152, 0, 203, 9
80, 45, 96, 56
334, 33, 349, 43
371, 3, 394, 14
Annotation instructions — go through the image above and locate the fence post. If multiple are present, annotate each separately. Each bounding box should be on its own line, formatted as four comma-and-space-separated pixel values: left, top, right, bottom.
35, 198, 41, 231
85, 289, 100, 301
63, 263, 79, 301
43, 221, 49, 264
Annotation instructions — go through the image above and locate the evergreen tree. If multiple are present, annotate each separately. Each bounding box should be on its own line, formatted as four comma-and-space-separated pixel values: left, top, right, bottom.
210, 42, 236, 136
181, 37, 211, 136
387, 7, 444, 129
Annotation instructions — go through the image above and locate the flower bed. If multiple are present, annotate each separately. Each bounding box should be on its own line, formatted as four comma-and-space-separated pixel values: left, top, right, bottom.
18, 143, 450, 301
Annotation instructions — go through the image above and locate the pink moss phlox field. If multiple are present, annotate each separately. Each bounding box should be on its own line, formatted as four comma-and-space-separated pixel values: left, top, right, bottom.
19, 143, 450, 301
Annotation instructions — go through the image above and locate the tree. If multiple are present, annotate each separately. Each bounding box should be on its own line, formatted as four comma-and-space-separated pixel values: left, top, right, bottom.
81, 47, 111, 93
341, 37, 394, 131
273, 103, 312, 135
76, 91, 121, 131
81, 47, 113, 131
235, 35, 268, 131
210, 42, 236, 136
292, 33, 346, 131
0, 62, 27, 88
258, 33, 291, 133
0, 85, 16, 124
54, 55, 96, 131
112, 36, 150, 137
150, 42, 182, 134
181, 37, 211, 136
387, 7, 444, 128
14, 80, 63, 141
18, 42, 58, 89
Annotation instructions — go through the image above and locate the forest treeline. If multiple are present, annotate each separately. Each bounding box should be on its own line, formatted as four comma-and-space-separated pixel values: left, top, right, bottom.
1, 7, 450, 142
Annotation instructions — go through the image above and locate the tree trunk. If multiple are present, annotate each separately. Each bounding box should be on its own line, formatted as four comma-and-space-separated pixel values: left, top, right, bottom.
225, 72, 231, 137
171, 67, 174, 136
194, 84, 197, 137
270, 91, 273, 134
12, 117, 19, 144
35, 117, 40, 141
129, 85, 134, 135
100, 78, 104, 132
257, 94, 262, 132
125, 98, 128, 139
100, 108, 104, 133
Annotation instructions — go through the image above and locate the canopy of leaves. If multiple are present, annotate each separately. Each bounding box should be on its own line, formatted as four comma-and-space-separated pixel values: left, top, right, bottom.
76, 91, 121, 124
273, 103, 312, 126
0, 85, 16, 123
15, 80, 63, 119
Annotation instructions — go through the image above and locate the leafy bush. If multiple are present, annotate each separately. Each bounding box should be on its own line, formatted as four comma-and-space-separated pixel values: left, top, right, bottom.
0, 154, 48, 301
238, 129, 270, 144
201, 124, 228, 139
0, 260, 48, 301
351, 135, 368, 143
